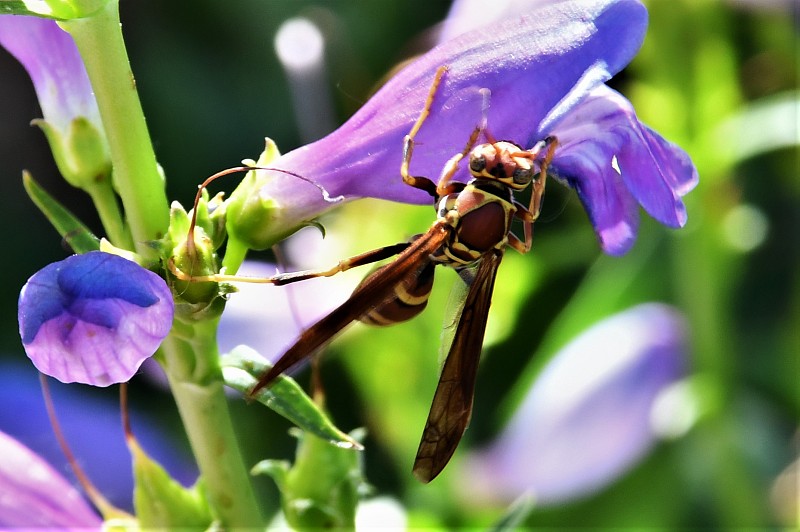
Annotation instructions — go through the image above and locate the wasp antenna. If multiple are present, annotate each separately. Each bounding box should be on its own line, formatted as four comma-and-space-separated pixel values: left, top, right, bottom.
258, 167, 345, 204
478, 87, 497, 144
185, 165, 343, 264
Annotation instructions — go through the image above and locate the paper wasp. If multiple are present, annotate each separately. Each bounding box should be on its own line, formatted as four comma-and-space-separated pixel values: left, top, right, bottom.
244, 66, 558, 482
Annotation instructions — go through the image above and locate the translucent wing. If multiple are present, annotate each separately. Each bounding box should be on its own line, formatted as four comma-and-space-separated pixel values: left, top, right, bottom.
413, 249, 503, 482
251, 223, 450, 395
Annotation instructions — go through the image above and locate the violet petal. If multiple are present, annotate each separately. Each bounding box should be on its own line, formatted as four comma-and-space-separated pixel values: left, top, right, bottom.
0, 15, 101, 134
18, 252, 174, 386
547, 86, 698, 254
0, 430, 101, 528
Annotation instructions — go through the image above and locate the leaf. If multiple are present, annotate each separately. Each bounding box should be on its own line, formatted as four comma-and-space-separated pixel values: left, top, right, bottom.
129, 437, 214, 530
22, 171, 100, 253
221, 346, 362, 450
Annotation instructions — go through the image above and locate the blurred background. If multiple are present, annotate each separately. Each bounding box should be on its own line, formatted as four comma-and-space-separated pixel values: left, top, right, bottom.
0, 0, 797, 528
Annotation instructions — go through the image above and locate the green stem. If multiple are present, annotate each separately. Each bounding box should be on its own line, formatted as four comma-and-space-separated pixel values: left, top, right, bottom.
161, 321, 263, 528
61, 2, 262, 526
61, 1, 169, 256
86, 180, 134, 249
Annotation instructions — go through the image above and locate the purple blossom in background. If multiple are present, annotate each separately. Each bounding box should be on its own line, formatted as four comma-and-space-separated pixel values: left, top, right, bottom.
253, 0, 695, 255
18, 251, 174, 386
0, 361, 198, 516
217, 259, 356, 362
459, 304, 688, 506
0, 16, 101, 137
0, 429, 102, 528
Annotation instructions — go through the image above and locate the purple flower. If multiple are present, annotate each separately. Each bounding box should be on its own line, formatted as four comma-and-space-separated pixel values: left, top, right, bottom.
0, 15, 110, 185
458, 303, 688, 506
0, 430, 101, 528
441, 0, 697, 254
18, 251, 174, 386
245, 0, 695, 255
0, 361, 198, 517
546, 85, 698, 254
0, 15, 99, 134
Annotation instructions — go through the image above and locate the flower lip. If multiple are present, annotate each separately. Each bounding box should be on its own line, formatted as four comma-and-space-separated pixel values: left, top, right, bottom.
546, 85, 698, 255
18, 251, 174, 386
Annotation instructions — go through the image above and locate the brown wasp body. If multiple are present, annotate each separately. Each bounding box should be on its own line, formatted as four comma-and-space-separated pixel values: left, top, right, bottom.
251, 66, 557, 482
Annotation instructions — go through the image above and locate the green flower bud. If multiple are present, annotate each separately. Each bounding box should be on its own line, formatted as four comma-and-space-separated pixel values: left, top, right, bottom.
34, 116, 112, 190
225, 138, 295, 251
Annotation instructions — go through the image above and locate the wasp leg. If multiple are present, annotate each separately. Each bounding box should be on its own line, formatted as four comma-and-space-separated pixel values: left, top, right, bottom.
401, 66, 449, 198
527, 136, 559, 219
268, 241, 412, 285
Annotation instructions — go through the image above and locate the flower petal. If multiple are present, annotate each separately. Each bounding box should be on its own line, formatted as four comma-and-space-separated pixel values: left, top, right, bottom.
18, 251, 174, 386
460, 303, 688, 505
258, 0, 648, 227
0, 15, 101, 133
0, 361, 198, 513
548, 86, 698, 254
0, 430, 101, 528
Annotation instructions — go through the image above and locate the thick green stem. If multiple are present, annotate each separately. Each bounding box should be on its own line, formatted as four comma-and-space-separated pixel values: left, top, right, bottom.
60, 2, 262, 526
61, 2, 169, 256
161, 322, 263, 528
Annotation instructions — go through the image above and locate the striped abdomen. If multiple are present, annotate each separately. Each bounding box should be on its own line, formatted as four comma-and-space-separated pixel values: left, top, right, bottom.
357, 261, 436, 326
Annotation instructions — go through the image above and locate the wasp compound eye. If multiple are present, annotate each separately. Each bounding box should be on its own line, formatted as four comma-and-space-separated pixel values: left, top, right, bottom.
469, 154, 487, 174
512, 165, 533, 185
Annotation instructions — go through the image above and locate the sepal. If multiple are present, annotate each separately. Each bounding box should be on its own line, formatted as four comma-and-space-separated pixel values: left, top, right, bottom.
33, 115, 111, 191
225, 138, 288, 251
130, 437, 214, 530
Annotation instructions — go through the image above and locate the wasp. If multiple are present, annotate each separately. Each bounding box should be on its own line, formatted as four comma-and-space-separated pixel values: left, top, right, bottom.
250, 66, 558, 482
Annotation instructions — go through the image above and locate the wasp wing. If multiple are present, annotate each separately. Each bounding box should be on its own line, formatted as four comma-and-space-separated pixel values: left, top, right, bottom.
250, 222, 451, 395
413, 249, 504, 482
437, 264, 477, 365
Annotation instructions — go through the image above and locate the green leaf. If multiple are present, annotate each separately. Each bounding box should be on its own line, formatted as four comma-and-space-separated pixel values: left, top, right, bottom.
22, 171, 100, 253
221, 346, 363, 450
130, 438, 214, 530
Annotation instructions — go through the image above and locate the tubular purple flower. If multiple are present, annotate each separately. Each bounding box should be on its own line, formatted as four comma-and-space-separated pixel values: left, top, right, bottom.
0, 430, 102, 528
247, 0, 695, 255
17, 251, 174, 386
0, 15, 110, 186
459, 303, 689, 506
0, 15, 100, 135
